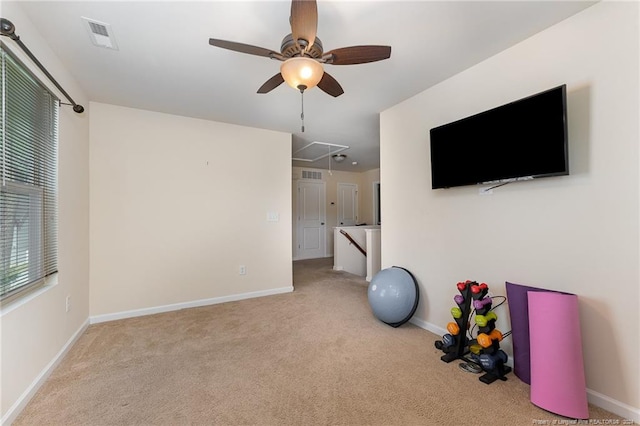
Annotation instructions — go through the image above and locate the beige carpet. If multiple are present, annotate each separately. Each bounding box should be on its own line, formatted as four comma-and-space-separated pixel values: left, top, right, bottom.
15, 258, 623, 425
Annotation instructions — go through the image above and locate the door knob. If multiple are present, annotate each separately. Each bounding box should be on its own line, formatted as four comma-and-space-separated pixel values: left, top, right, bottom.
321, 222, 325, 225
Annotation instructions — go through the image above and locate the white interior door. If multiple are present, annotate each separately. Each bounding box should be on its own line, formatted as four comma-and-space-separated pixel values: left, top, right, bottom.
297, 180, 326, 259
337, 183, 358, 226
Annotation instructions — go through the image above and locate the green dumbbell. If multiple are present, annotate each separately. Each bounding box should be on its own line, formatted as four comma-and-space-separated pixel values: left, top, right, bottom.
475, 311, 497, 327
451, 307, 462, 319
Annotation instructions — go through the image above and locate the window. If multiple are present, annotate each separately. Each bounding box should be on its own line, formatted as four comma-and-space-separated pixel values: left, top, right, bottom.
1, 45, 58, 301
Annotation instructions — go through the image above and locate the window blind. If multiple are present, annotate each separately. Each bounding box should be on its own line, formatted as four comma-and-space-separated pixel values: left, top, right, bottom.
0, 45, 58, 300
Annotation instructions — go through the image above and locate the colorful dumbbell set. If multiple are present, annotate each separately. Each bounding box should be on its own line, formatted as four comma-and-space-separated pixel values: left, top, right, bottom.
436, 280, 477, 361
435, 280, 512, 384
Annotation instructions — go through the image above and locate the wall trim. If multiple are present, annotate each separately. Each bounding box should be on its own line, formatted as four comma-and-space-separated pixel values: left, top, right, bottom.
409, 316, 639, 422
1, 318, 90, 425
586, 389, 640, 423
293, 254, 333, 262
89, 286, 294, 324
409, 315, 446, 336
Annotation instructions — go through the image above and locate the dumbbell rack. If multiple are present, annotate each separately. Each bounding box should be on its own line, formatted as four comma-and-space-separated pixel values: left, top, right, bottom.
439, 281, 473, 363
470, 284, 512, 384
436, 280, 512, 384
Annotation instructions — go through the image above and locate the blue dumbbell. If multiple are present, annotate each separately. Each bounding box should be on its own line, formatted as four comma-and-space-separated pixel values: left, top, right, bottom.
442, 333, 455, 348
434, 333, 456, 351
478, 350, 508, 371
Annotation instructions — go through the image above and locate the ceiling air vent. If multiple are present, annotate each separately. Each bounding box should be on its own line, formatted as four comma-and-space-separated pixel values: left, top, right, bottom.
302, 170, 323, 180
82, 17, 118, 50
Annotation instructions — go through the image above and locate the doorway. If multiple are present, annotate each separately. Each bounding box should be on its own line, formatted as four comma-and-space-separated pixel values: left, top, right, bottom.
373, 181, 381, 225
337, 182, 358, 226
296, 180, 326, 259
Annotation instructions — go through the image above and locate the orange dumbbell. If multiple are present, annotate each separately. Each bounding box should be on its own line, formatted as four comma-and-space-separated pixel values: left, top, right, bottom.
447, 322, 460, 336
477, 329, 503, 348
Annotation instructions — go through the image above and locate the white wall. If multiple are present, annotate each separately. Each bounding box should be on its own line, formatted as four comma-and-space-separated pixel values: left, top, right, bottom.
0, 3, 90, 422
89, 103, 292, 317
381, 1, 638, 418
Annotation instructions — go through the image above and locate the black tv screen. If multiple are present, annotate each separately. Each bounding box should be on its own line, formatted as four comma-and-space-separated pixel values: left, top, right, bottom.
429, 84, 568, 189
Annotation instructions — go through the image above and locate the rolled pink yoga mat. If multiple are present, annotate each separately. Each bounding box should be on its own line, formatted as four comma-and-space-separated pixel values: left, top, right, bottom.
528, 291, 589, 419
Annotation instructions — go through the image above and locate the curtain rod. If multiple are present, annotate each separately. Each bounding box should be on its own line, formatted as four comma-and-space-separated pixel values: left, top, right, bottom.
1, 18, 84, 113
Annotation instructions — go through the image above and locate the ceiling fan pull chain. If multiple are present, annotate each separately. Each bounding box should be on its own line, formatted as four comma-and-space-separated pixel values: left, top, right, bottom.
300, 88, 305, 132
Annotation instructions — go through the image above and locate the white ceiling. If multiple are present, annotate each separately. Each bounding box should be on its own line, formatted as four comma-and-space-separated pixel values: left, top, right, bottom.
13, 1, 596, 172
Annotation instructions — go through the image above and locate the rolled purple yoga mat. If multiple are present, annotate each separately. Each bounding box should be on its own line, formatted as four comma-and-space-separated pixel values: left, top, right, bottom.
505, 282, 550, 384
505, 282, 576, 384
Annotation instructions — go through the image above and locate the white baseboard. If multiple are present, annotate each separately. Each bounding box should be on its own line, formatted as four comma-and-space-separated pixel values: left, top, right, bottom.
409, 315, 639, 423
90, 286, 294, 324
333, 266, 344, 271
586, 388, 640, 423
1, 319, 89, 426
293, 254, 333, 262
409, 316, 446, 336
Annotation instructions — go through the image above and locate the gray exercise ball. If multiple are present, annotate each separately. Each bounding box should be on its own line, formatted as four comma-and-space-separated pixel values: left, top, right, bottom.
367, 266, 419, 327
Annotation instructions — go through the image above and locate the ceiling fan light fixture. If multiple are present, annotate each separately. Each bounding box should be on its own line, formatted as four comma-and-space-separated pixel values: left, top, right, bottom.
332, 154, 346, 163
280, 57, 324, 91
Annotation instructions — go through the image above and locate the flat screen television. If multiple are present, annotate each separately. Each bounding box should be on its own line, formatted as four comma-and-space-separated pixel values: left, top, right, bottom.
429, 84, 568, 189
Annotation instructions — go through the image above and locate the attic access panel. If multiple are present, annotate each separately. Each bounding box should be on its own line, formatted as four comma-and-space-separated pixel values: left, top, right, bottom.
292, 141, 349, 163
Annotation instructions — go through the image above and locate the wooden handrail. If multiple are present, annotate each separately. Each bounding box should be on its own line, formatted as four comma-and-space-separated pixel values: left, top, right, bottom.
339, 229, 367, 256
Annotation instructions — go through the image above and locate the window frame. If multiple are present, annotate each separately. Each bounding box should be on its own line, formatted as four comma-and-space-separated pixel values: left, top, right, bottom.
0, 43, 59, 303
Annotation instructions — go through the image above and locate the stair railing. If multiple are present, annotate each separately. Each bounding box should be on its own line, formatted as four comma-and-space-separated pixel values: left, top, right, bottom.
339, 229, 367, 256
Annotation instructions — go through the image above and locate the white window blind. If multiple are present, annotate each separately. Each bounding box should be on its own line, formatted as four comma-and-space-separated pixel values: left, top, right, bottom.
1, 45, 58, 300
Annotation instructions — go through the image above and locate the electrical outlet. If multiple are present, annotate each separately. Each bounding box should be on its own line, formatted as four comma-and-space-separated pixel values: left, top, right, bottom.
65, 295, 71, 312
239, 265, 247, 275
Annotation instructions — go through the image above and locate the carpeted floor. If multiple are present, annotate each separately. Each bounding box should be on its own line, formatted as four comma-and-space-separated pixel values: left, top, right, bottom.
15, 257, 623, 425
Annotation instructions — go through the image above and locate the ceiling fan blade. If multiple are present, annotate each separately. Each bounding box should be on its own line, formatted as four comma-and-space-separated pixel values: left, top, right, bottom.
317, 72, 344, 97
290, 0, 317, 51
324, 46, 392, 65
209, 38, 282, 60
257, 73, 285, 94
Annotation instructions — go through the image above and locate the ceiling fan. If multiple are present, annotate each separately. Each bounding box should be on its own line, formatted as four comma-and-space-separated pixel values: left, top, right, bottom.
208, 0, 391, 98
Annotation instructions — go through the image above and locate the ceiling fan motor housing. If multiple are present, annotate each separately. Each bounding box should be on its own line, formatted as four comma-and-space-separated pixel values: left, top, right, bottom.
281, 33, 324, 58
